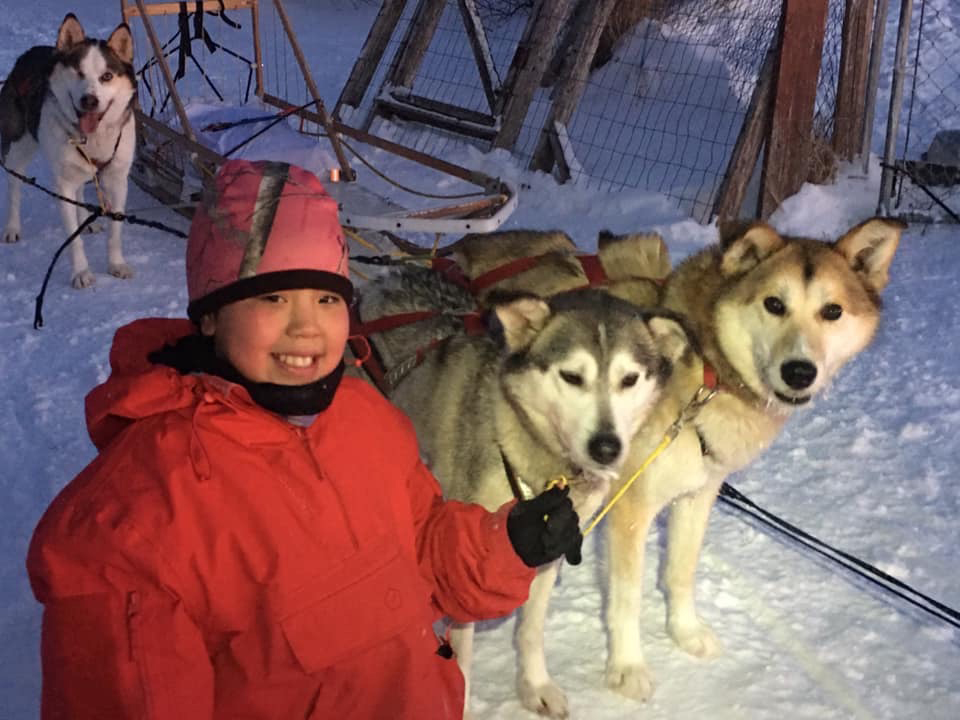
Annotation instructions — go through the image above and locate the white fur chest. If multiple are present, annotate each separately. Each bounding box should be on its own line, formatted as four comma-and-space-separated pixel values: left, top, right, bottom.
38, 104, 134, 181
695, 391, 785, 475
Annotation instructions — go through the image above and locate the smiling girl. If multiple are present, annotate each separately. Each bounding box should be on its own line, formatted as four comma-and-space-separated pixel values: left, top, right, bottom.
27, 159, 582, 719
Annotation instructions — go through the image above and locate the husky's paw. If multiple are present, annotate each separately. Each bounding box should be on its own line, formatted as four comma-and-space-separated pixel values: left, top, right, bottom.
2, 227, 20, 243
667, 617, 721, 658
606, 661, 654, 701
71, 269, 96, 289
108, 262, 135, 280
517, 676, 569, 718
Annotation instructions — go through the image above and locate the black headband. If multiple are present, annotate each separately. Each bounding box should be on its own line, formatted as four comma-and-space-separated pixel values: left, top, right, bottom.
187, 269, 354, 322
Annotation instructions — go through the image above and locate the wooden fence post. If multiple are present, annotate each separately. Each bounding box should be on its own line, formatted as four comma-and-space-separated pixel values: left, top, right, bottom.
334, 0, 408, 121
712, 45, 777, 221
456, 0, 500, 112
833, 0, 876, 160
493, 0, 575, 151
760, 0, 830, 218
384, 0, 447, 92
528, 0, 619, 176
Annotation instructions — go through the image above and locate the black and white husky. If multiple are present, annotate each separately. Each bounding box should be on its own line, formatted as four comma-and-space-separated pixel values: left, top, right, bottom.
0, 13, 137, 288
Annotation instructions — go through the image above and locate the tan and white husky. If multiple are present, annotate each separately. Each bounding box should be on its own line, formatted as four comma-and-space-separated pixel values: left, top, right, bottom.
600, 217, 905, 705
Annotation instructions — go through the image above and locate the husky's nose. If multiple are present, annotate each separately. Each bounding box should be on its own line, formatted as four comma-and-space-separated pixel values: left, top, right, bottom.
79, 94, 99, 111
588, 432, 622, 465
781, 360, 817, 389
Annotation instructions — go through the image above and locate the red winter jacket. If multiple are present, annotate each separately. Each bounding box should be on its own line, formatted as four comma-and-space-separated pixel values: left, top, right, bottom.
27, 318, 534, 720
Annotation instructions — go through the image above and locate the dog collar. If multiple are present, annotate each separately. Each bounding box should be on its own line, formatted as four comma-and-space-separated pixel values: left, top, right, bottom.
702, 362, 719, 390
73, 121, 125, 172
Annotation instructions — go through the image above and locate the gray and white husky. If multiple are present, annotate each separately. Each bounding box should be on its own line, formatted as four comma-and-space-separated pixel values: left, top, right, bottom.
357, 263, 693, 716
0, 13, 136, 288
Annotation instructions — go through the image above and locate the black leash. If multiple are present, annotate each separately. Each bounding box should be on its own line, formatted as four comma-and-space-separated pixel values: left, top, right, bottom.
1, 163, 188, 328
0, 164, 188, 238
33, 212, 100, 329
718, 482, 960, 631
500, 447, 527, 501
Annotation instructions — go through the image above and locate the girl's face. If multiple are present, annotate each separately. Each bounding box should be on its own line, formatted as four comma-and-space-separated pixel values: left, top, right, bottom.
201, 288, 349, 385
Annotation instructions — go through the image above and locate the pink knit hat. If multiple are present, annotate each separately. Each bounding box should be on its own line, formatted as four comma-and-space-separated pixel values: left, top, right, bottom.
186, 159, 351, 321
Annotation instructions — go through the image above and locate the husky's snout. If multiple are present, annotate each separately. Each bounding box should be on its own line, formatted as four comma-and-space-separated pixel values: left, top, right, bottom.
780, 359, 817, 390
588, 431, 622, 465
78, 93, 99, 111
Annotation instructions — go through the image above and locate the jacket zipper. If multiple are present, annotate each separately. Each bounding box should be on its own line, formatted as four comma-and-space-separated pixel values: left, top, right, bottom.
296, 428, 362, 551
126, 590, 140, 661
125, 590, 154, 717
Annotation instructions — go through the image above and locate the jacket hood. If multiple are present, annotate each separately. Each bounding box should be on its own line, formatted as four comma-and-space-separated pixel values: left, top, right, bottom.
85, 318, 215, 450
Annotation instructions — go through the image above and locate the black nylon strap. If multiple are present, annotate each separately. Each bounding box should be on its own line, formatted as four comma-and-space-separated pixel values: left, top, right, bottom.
176, 2, 190, 80
499, 448, 526, 501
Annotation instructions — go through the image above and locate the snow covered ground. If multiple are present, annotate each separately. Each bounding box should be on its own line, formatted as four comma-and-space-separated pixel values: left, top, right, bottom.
1, 2, 958, 719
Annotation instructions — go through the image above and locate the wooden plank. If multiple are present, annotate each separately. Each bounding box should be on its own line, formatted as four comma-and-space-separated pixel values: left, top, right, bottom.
833, 0, 875, 160
385, 0, 447, 91
712, 44, 777, 221
135, 110, 224, 166
271, 0, 354, 180
528, 0, 619, 172
759, 0, 830, 218
456, 0, 499, 111
389, 89, 496, 126
250, 0, 264, 97
404, 195, 507, 219
262, 92, 497, 188
122, 0, 254, 19
493, 0, 575, 151
374, 96, 498, 140
495, 0, 545, 113
334, 0, 409, 117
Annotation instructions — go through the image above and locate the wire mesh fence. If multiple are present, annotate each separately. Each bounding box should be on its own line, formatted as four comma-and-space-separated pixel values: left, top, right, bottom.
887, 0, 960, 222
340, 0, 853, 222
809, 0, 848, 185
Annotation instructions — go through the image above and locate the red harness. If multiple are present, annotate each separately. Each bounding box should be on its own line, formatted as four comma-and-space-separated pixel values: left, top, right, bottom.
350, 252, 666, 394
457, 252, 617, 295
702, 362, 719, 390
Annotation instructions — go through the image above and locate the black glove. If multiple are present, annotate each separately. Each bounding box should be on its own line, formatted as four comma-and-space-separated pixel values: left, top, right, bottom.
507, 486, 583, 567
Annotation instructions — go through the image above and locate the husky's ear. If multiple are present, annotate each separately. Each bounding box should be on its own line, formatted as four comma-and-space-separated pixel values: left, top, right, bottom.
598, 230, 670, 281
492, 296, 551, 351
719, 223, 784, 277
834, 217, 905, 293
57, 13, 85, 51
108, 24, 135, 65
647, 313, 695, 367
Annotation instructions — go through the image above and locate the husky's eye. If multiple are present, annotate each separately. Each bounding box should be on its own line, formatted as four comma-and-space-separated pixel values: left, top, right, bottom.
763, 296, 786, 316
621, 373, 639, 389
821, 303, 843, 321
559, 370, 583, 387
99, 72, 114, 83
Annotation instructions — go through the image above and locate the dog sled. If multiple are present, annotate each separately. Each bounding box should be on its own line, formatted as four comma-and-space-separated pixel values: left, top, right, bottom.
120, 0, 517, 254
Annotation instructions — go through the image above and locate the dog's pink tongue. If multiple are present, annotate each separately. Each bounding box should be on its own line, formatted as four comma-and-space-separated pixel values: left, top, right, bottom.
78, 111, 99, 135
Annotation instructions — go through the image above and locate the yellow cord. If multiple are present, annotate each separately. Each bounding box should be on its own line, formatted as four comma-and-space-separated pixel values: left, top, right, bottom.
582, 433, 673, 537
343, 225, 385, 255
